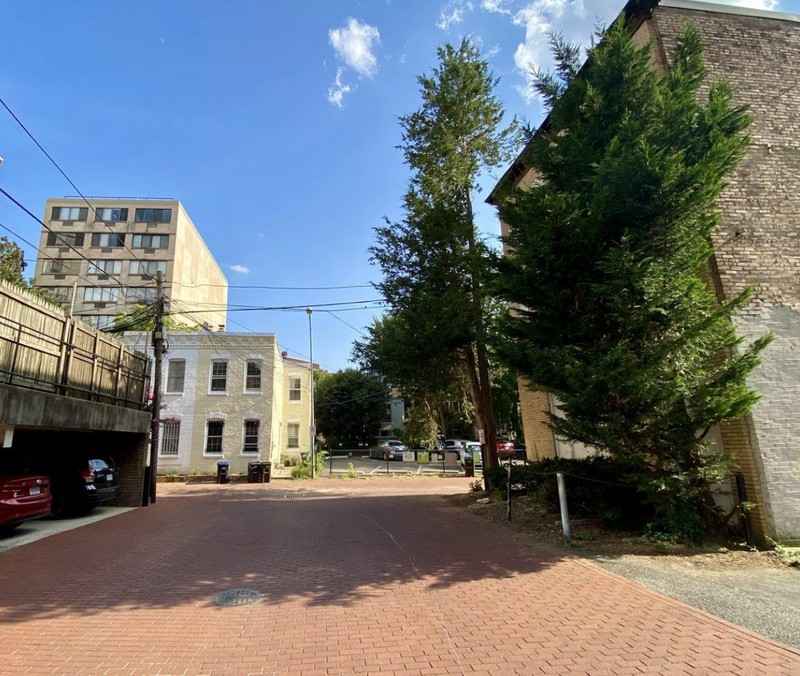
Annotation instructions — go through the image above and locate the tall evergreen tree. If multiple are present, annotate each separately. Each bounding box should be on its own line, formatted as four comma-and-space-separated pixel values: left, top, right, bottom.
372, 39, 518, 478
494, 22, 772, 539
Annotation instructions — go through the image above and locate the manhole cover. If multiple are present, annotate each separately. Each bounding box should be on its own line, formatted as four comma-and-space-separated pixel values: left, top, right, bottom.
210, 588, 263, 607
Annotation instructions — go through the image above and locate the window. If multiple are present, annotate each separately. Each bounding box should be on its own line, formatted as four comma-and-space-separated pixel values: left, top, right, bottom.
46, 232, 84, 248
129, 260, 167, 276
90, 233, 125, 248
210, 360, 227, 392
126, 287, 157, 303
51, 206, 88, 221
83, 286, 121, 302
205, 420, 224, 454
134, 208, 172, 223
80, 315, 116, 330
161, 420, 180, 456
88, 259, 123, 275
44, 259, 80, 274
289, 376, 302, 401
41, 287, 69, 302
95, 207, 128, 222
287, 423, 300, 449
243, 420, 259, 454
132, 234, 169, 249
166, 360, 185, 393
245, 361, 262, 392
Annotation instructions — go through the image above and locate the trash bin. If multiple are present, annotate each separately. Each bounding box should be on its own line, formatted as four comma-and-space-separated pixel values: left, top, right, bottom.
247, 462, 262, 483
463, 455, 475, 478
263, 462, 272, 483
216, 460, 230, 484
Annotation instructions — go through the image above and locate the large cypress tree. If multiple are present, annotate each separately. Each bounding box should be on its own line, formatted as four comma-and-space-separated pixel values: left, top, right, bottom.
371, 40, 518, 478
495, 21, 772, 539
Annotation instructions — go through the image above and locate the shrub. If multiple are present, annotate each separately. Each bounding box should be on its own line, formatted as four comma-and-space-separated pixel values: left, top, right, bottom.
290, 450, 329, 479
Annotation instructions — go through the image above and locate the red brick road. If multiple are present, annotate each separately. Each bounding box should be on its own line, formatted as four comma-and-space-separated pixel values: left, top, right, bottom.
0, 478, 798, 675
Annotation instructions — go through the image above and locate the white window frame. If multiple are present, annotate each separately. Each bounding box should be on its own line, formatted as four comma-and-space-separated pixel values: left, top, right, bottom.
242, 420, 260, 455
160, 419, 181, 456
244, 360, 262, 393
287, 422, 300, 449
88, 259, 123, 275
96, 207, 128, 222
90, 233, 125, 248
166, 359, 185, 394
209, 360, 228, 394
288, 375, 302, 403
129, 260, 167, 276
205, 419, 224, 455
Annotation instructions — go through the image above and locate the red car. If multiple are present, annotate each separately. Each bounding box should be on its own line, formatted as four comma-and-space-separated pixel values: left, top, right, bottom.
0, 472, 52, 532
495, 436, 515, 454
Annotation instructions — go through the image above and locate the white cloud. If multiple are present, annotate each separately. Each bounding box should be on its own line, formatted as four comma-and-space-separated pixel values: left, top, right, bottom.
437, 1, 474, 30
511, 0, 619, 103
327, 67, 355, 108
486, 43, 502, 58
329, 18, 381, 78
228, 264, 250, 275
481, 0, 512, 14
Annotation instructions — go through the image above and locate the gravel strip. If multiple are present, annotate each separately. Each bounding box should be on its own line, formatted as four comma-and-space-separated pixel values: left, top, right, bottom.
585, 553, 800, 649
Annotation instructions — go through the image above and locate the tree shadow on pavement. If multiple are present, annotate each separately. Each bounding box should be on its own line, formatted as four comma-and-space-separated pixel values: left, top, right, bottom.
0, 482, 568, 623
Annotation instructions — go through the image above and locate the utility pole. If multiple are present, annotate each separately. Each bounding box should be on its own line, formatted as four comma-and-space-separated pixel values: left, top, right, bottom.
307, 308, 315, 479
148, 272, 165, 504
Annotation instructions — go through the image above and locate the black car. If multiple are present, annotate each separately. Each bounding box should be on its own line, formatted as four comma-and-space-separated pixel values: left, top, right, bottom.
48, 457, 120, 517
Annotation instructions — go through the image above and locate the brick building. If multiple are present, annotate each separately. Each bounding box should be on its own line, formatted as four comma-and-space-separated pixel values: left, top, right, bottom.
490, 0, 800, 543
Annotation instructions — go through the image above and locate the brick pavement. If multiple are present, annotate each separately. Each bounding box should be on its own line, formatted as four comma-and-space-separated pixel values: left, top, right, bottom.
0, 477, 798, 675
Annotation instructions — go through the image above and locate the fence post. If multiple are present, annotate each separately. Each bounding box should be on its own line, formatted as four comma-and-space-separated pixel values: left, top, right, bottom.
557, 472, 571, 544
8, 322, 23, 386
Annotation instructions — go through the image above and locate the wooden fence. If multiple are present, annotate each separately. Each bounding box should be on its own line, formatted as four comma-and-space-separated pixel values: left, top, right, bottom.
0, 280, 147, 409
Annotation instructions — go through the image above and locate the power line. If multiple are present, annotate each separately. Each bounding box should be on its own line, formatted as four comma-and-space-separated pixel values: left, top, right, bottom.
0, 218, 128, 296
323, 310, 368, 337
171, 282, 374, 290
166, 299, 385, 315
0, 94, 156, 279
0, 186, 129, 288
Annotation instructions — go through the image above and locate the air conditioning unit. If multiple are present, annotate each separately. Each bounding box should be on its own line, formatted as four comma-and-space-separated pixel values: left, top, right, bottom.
101, 248, 112, 253
98, 275, 109, 281
144, 248, 156, 254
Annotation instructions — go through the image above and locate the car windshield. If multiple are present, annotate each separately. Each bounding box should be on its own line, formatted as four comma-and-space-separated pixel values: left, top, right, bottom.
88, 459, 109, 470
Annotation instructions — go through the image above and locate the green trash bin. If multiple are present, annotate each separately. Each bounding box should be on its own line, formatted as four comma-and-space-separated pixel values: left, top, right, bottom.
263, 462, 272, 483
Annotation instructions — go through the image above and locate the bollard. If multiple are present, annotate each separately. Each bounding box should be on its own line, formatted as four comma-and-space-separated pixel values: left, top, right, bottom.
556, 472, 571, 543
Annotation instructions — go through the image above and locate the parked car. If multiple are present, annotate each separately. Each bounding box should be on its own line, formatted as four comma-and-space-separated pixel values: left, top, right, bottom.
0, 455, 52, 532
443, 439, 477, 463
369, 440, 407, 461
495, 436, 515, 454
48, 457, 120, 518
463, 442, 483, 469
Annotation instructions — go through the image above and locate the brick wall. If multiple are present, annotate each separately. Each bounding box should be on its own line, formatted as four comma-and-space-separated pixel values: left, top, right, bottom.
654, 5, 800, 542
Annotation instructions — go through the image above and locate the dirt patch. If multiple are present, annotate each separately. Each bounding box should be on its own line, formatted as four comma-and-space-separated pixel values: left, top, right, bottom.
446, 491, 796, 571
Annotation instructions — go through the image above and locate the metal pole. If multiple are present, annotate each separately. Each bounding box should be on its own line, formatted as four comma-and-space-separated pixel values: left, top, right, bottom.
506, 456, 512, 521
556, 472, 571, 543
148, 272, 165, 505
306, 308, 315, 480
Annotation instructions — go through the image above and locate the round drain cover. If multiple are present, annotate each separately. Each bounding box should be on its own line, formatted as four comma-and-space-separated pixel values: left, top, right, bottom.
211, 588, 263, 607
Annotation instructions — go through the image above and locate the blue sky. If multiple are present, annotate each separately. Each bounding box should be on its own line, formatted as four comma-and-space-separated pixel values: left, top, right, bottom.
1, 0, 797, 371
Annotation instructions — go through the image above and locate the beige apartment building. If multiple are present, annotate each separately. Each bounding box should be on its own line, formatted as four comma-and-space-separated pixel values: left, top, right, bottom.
34, 198, 227, 330
122, 333, 318, 475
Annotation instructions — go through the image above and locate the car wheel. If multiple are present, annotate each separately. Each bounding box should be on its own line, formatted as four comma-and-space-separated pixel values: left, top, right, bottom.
49, 490, 66, 519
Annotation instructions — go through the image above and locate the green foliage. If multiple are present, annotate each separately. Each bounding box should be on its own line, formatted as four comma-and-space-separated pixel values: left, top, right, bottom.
315, 369, 389, 445
494, 21, 772, 538
401, 405, 441, 449
291, 450, 329, 479
110, 303, 202, 333
0, 236, 63, 305
363, 39, 519, 479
